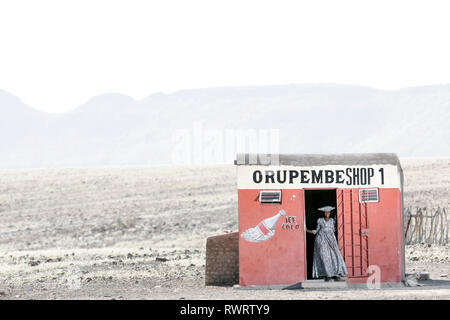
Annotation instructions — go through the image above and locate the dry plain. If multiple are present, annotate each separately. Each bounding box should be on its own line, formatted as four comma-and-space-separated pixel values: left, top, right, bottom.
0, 158, 449, 299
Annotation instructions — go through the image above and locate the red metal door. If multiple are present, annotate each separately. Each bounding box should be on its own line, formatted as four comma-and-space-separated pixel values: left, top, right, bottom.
336, 189, 369, 278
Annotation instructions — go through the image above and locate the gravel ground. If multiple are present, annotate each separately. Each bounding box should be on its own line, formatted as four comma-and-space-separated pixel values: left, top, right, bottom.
0, 159, 449, 299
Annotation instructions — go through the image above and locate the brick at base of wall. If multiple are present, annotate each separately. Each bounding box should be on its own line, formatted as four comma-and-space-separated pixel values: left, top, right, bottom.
205, 232, 239, 286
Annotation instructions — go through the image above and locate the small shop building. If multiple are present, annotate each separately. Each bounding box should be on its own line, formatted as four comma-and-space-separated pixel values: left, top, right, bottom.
235, 153, 405, 286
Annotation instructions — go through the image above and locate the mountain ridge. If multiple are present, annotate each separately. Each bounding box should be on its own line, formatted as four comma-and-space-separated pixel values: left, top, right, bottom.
0, 84, 449, 168
8, 83, 450, 115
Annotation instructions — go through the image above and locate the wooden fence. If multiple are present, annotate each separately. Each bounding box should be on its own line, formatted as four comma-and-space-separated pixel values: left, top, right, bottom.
404, 207, 449, 245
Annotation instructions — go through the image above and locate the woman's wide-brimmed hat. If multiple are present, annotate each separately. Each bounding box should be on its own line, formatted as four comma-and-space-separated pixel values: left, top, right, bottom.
318, 206, 335, 212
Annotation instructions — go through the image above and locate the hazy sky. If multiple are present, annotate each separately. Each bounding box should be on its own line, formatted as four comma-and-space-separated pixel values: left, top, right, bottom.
1, 0, 450, 113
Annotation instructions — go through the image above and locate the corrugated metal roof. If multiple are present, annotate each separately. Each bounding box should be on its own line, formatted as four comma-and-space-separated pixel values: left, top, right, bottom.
235, 153, 402, 168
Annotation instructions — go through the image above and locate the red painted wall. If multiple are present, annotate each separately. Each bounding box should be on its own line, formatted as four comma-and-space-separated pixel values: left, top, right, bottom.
238, 189, 306, 286
353, 188, 403, 283
238, 188, 403, 286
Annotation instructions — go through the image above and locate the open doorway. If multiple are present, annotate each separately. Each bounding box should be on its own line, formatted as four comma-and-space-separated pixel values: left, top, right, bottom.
304, 189, 337, 280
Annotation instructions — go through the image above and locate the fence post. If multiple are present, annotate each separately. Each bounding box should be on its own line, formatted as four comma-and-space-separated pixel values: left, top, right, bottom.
404, 207, 448, 245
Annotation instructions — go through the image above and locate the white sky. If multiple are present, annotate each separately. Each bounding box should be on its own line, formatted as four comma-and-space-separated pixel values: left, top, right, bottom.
1, 0, 450, 113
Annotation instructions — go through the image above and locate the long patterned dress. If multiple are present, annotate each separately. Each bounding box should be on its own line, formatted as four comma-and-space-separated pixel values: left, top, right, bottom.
311, 217, 348, 278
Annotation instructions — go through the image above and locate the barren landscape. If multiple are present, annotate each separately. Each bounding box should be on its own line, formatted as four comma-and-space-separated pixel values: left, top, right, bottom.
0, 157, 449, 299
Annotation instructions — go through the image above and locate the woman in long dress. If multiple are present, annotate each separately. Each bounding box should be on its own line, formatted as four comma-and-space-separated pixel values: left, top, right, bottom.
306, 206, 348, 281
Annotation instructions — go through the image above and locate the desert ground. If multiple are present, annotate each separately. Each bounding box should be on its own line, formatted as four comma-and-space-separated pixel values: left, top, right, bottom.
0, 158, 449, 300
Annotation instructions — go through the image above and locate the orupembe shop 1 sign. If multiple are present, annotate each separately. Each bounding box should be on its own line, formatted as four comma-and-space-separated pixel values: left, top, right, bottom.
237, 165, 401, 189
